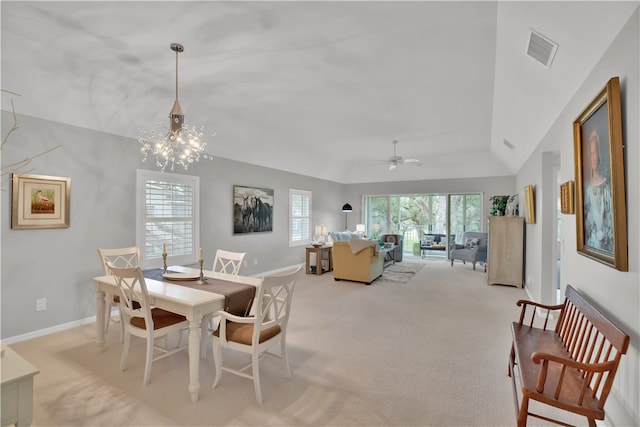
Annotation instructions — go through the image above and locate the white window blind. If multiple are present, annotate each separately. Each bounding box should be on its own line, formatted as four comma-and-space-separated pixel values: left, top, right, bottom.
289, 189, 311, 247
136, 170, 200, 268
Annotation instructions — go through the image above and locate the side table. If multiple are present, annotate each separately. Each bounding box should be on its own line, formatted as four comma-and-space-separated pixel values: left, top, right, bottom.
305, 246, 333, 275
1, 343, 39, 427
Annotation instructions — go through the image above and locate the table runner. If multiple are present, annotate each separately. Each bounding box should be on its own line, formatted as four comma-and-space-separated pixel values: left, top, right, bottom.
143, 269, 255, 316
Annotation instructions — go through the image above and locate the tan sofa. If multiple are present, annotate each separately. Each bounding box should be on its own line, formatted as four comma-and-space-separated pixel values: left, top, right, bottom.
332, 241, 384, 285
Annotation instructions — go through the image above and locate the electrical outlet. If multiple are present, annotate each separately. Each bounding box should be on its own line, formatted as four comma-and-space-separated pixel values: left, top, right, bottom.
36, 298, 47, 311
254, 258, 258, 266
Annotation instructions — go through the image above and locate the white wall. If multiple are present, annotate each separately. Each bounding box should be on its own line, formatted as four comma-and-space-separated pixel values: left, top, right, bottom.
516, 9, 639, 426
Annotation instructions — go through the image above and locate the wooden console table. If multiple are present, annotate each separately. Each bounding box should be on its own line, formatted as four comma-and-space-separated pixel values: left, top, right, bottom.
306, 246, 333, 275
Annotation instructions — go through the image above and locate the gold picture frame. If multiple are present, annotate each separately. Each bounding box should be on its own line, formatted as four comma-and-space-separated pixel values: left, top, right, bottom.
560, 180, 574, 214
573, 76, 627, 271
524, 184, 535, 224
11, 173, 71, 229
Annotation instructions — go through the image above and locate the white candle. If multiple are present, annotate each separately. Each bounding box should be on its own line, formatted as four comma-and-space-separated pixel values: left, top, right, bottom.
199, 248, 203, 262
162, 243, 166, 255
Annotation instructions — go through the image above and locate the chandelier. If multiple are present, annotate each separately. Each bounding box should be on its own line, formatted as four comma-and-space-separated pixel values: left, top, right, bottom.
139, 43, 213, 172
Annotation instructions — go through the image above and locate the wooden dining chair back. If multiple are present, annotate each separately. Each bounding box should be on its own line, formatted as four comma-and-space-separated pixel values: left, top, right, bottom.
212, 265, 303, 403
212, 249, 247, 275
107, 264, 189, 386
97, 246, 140, 338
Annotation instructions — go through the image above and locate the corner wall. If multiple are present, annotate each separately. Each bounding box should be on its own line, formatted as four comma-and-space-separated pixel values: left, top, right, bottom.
516, 8, 639, 425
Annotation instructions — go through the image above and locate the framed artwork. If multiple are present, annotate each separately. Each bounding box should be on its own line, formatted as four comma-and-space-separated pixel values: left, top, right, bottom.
233, 185, 273, 234
524, 184, 535, 224
573, 76, 627, 271
12, 173, 71, 229
560, 181, 574, 215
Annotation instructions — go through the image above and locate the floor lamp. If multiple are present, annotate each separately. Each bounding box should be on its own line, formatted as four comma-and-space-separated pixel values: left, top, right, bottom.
342, 202, 353, 230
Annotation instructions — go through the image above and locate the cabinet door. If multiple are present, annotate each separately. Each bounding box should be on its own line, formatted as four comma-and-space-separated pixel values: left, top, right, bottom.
488, 217, 524, 287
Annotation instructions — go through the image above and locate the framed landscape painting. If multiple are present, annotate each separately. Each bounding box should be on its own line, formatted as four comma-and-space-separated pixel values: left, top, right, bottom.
12, 173, 71, 229
573, 76, 627, 271
233, 185, 273, 234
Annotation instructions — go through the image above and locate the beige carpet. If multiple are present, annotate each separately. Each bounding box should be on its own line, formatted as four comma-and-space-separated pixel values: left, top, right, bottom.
8, 258, 585, 426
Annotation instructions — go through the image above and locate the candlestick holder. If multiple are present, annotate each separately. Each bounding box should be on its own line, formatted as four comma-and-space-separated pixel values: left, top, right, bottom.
162, 253, 168, 273
195, 259, 207, 285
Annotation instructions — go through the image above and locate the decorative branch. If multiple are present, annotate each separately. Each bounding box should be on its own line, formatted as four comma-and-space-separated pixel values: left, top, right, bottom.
1, 89, 61, 185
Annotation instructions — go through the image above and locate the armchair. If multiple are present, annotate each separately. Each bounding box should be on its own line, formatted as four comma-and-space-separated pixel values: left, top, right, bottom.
380, 234, 403, 262
332, 241, 384, 285
450, 232, 487, 271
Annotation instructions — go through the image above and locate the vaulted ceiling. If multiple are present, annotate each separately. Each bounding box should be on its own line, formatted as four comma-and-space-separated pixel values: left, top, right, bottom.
1, 1, 637, 183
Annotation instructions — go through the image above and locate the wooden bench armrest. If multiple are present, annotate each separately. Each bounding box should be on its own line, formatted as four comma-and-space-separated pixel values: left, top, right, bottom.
531, 351, 616, 397
516, 300, 564, 330
516, 299, 564, 311
531, 352, 616, 372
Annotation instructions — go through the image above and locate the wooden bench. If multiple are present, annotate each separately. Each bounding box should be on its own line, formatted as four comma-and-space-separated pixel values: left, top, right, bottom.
508, 285, 629, 427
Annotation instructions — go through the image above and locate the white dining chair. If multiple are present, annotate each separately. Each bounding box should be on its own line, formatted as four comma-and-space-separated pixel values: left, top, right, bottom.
108, 263, 189, 385
212, 266, 302, 403
212, 249, 247, 275
201, 249, 249, 355
97, 246, 140, 341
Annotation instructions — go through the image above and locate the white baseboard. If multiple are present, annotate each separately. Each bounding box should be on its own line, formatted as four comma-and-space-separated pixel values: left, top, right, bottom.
1, 315, 98, 345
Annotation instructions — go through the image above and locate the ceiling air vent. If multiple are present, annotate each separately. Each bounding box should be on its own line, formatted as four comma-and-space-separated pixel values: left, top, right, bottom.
526, 30, 558, 69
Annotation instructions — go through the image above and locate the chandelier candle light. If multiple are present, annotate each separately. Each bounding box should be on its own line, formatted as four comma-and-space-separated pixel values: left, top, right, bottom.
139, 43, 213, 172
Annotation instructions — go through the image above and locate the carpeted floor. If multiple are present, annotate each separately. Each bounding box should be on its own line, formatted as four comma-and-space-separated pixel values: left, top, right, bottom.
8, 258, 584, 426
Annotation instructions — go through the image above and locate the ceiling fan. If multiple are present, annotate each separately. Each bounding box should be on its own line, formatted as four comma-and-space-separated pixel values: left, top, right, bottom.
379, 140, 422, 170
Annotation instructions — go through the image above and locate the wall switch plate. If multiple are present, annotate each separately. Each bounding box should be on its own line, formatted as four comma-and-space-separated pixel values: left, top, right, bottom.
36, 298, 46, 311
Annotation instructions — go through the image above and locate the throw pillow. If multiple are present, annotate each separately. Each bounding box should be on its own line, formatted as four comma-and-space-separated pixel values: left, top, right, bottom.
464, 237, 480, 248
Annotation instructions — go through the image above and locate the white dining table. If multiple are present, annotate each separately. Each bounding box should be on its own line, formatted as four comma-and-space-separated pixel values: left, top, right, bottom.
92, 265, 262, 402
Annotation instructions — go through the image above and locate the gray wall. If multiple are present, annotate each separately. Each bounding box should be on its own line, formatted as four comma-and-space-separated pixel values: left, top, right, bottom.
515, 9, 639, 426
0, 113, 345, 338
1, 111, 517, 341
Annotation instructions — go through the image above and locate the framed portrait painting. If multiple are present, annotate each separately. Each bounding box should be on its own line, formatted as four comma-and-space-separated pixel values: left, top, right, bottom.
233, 185, 274, 234
12, 173, 71, 229
573, 76, 627, 271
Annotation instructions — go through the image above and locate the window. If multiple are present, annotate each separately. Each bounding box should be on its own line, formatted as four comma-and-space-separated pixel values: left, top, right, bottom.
289, 189, 311, 247
136, 170, 200, 268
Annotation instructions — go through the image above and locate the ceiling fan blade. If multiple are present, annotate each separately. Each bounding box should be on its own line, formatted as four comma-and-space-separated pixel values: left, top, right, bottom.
403, 158, 422, 165
388, 163, 397, 171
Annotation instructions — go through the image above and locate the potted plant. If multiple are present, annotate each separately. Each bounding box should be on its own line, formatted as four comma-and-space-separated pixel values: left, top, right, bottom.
489, 195, 510, 216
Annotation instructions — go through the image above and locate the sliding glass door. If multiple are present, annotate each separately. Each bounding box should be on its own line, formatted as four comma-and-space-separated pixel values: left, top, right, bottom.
447, 194, 482, 244
363, 193, 483, 255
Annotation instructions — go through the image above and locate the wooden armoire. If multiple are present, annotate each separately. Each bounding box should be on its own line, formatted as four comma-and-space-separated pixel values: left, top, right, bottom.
487, 216, 525, 287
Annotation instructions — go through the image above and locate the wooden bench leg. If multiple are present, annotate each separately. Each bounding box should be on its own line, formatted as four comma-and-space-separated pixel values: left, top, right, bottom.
517, 394, 530, 427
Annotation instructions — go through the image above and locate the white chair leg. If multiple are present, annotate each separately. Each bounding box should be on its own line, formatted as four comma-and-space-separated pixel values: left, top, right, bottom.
212, 338, 222, 389
118, 310, 125, 344
120, 332, 130, 372
281, 338, 291, 378
143, 336, 154, 385
252, 352, 262, 403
